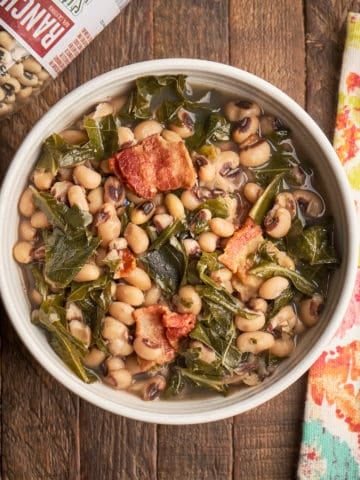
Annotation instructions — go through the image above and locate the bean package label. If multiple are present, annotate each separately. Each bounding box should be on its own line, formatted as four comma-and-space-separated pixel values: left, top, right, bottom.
0, 0, 130, 78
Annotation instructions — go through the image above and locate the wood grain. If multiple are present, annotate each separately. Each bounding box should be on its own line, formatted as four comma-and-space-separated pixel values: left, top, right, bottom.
305, 0, 360, 137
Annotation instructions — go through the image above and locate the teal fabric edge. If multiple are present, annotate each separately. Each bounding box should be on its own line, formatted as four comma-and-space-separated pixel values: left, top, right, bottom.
298, 419, 359, 480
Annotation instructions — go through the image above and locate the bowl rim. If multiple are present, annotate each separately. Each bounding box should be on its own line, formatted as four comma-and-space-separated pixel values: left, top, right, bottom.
0, 58, 358, 424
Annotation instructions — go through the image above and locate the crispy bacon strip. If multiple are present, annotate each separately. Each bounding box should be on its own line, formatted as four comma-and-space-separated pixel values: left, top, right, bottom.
162, 311, 196, 350
218, 217, 263, 273
109, 134, 196, 199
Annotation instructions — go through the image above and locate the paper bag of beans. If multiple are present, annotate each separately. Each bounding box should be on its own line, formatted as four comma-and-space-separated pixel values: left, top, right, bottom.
0, 0, 131, 119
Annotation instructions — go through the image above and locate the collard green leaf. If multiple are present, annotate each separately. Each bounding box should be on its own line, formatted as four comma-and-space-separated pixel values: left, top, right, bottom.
141, 243, 185, 294
249, 261, 317, 296
150, 219, 186, 250
83, 114, 118, 161
194, 197, 229, 218
179, 369, 228, 393
36, 133, 94, 174
68, 275, 110, 302
248, 173, 285, 224
44, 227, 100, 288
29, 264, 49, 299
195, 285, 257, 318
287, 223, 338, 265
205, 113, 231, 142
31, 188, 68, 229
37, 309, 95, 383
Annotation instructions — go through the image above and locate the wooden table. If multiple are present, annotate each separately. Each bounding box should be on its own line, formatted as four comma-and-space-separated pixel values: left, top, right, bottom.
0, 1, 357, 478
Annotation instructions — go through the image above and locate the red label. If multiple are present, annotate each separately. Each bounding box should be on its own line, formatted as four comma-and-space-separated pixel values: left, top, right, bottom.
0, 0, 74, 57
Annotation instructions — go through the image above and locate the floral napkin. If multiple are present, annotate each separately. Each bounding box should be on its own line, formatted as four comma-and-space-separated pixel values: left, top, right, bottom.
297, 12, 360, 480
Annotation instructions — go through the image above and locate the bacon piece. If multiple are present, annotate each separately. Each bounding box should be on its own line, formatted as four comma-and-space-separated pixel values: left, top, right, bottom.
133, 305, 197, 368
162, 311, 196, 350
133, 305, 175, 367
109, 134, 196, 199
218, 217, 264, 273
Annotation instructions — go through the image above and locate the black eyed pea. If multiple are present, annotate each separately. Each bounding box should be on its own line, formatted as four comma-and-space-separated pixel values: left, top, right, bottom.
68, 185, 89, 211
199, 162, 216, 184
180, 190, 201, 211
68, 320, 91, 347
134, 120, 163, 141
95, 203, 122, 247
74, 263, 101, 282
299, 293, 324, 327
292, 190, 325, 218
37, 69, 50, 82
0, 31, 15, 50
102, 315, 129, 341
18, 70, 39, 87
131, 200, 156, 225
124, 223, 149, 254
258, 276, 289, 300
176, 285, 202, 315
198, 231, 219, 253
59, 128, 88, 144
19, 220, 37, 242
87, 186, 104, 214
269, 333, 295, 357
239, 134, 271, 167
19, 187, 36, 217
243, 182, 264, 204
0, 46, 11, 64
153, 213, 174, 232
0, 88, 5, 102
169, 108, 194, 138
116, 284, 144, 307
51, 181, 73, 202
91, 102, 113, 119
4, 77, 21, 94
259, 115, 283, 135
126, 189, 146, 205
124, 267, 152, 291
209, 217, 235, 238
133, 337, 162, 361
30, 211, 50, 229
13, 241, 33, 264
164, 193, 185, 219
105, 367, 132, 390
108, 337, 134, 357
22, 57, 42, 74
73, 165, 102, 190
124, 354, 143, 375
33, 169, 54, 191
268, 305, 297, 331
236, 331, 275, 354
183, 238, 201, 257
117, 126, 135, 148
16, 86, 33, 102
161, 129, 182, 142
210, 267, 232, 284
108, 237, 128, 250
104, 176, 125, 207
190, 341, 217, 363
224, 100, 261, 122
143, 375, 167, 401
144, 285, 162, 306
83, 347, 107, 368
95, 247, 107, 267
108, 301, 135, 325
232, 116, 260, 144
235, 310, 266, 332
248, 297, 268, 314
275, 192, 297, 219
264, 207, 292, 238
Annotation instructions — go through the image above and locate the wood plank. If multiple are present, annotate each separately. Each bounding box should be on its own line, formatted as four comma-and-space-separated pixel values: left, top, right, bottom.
229, 0, 305, 105
154, 0, 229, 62
305, 0, 360, 137
78, 2, 157, 479
0, 306, 79, 480
229, 1, 307, 479
154, 2, 233, 479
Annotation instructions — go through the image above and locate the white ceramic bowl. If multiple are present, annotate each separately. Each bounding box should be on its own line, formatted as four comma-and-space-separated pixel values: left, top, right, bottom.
0, 59, 357, 424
